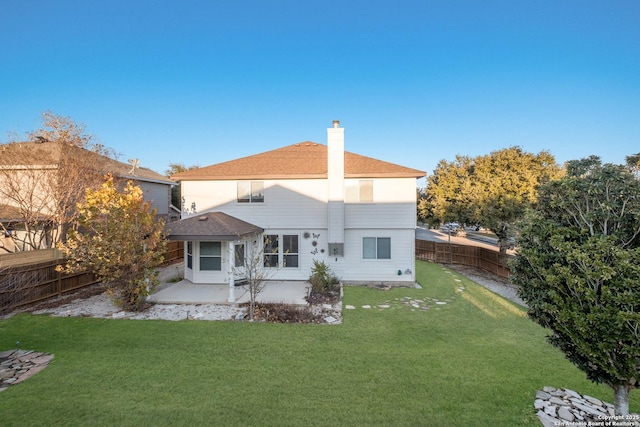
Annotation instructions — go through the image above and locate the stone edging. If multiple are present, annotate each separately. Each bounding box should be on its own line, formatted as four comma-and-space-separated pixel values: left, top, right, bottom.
536, 386, 640, 426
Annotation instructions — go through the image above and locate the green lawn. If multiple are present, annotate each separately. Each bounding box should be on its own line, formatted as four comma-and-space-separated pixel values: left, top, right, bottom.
1, 260, 637, 426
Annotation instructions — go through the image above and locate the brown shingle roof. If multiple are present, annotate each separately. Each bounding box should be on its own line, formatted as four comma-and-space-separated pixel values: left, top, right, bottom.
0, 142, 173, 185
171, 142, 425, 181
164, 212, 263, 241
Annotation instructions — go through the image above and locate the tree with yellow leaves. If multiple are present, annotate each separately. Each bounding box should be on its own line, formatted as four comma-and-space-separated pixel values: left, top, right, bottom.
58, 175, 166, 311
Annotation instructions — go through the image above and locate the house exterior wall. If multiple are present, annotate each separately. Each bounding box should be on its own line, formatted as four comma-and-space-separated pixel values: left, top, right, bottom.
138, 181, 171, 216
181, 179, 329, 229
180, 175, 418, 284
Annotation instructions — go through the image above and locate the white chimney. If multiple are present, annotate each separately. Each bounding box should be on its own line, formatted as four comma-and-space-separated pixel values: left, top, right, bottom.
327, 120, 345, 254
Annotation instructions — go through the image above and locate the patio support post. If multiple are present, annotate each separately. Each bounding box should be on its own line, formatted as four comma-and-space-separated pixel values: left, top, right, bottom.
228, 241, 236, 303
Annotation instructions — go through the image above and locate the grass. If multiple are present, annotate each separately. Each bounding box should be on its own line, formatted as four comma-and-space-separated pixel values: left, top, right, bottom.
1, 260, 638, 426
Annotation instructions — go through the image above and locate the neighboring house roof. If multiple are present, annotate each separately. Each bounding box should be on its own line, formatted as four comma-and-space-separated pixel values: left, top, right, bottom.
0, 204, 23, 222
164, 212, 263, 241
0, 141, 173, 185
171, 142, 426, 181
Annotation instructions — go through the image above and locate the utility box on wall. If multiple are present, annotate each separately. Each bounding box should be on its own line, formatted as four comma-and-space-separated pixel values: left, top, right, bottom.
328, 243, 344, 257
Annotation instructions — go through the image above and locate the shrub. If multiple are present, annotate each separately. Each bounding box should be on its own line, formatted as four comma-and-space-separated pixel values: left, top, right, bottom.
242, 302, 324, 323
308, 260, 339, 295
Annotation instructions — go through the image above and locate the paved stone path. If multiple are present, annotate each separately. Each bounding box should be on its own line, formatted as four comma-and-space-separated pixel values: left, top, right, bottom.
0, 349, 54, 392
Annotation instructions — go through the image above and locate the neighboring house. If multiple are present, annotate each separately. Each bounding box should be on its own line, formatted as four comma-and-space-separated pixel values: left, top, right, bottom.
0, 141, 175, 252
168, 121, 425, 300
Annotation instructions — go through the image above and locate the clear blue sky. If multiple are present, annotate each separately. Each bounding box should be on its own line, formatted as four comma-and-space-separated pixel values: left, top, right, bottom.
1, 1, 638, 186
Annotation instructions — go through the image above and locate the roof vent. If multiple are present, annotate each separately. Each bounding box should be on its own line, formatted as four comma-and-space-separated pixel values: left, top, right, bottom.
332, 120, 340, 128
198, 216, 208, 221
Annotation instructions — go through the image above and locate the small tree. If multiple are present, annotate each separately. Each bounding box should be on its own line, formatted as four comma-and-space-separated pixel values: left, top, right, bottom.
58, 176, 166, 311
511, 157, 640, 415
308, 260, 339, 295
235, 236, 277, 321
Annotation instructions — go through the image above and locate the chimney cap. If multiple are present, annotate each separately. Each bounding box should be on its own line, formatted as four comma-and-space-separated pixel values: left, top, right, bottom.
332, 120, 340, 128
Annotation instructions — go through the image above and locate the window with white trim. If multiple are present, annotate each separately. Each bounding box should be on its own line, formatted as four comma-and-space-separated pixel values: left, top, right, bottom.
187, 241, 193, 269
359, 180, 373, 202
263, 234, 299, 268
264, 235, 279, 267
237, 181, 264, 203
345, 180, 374, 203
282, 234, 299, 268
363, 237, 391, 260
234, 244, 245, 268
200, 242, 222, 270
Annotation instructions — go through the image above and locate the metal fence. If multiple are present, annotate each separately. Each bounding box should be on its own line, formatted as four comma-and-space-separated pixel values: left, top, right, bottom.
0, 241, 184, 315
415, 239, 512, 279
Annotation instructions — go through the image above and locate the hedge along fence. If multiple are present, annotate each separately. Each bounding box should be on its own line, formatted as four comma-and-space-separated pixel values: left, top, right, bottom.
0, 240, 184, 315
415, 239, 512, 279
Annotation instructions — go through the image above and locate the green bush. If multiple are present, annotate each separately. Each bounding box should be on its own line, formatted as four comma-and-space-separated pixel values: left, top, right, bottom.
308, 260, 339, 295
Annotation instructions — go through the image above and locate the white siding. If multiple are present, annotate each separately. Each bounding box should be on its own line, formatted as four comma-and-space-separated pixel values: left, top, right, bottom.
181, 179, 328, 229
334, 229, 416, 283
180, 174, 418, 284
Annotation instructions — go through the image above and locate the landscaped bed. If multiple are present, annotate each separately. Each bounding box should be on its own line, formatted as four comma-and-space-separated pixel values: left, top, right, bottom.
0, 260, 637, 426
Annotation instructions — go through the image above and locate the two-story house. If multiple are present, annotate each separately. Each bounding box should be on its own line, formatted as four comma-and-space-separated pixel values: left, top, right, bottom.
167, 121, 425, 299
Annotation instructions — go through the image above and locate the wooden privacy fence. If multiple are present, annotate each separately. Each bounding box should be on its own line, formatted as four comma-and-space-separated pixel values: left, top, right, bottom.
415, 239, 512, 279
0, 259, 100, 315
0, 240, 184, 315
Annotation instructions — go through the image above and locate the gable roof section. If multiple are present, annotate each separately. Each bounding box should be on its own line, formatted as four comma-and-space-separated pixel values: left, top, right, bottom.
164, 212, 263, 241
0, 142, 173, 185
171, 142, 425, 181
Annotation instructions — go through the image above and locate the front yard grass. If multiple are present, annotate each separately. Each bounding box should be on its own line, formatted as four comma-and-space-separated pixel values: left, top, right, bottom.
1, 260, 637, 426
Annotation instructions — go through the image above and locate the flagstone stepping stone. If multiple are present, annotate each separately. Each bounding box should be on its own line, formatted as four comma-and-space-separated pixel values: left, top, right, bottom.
378, 304, 391, 309
0, 349, 54, 392
345, 305, 356, 310
435, 301, 447, 305
362, 305, 371, 309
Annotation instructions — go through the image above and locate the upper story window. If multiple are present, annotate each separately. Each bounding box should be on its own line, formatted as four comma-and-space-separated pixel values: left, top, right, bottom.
346, 180, 373, 203
237, 181, 264, 203
359, 180, 373, 202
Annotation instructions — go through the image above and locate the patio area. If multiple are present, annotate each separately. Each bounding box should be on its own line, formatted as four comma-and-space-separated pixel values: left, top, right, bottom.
149, 262, 310, 306
148, 280, 310, 306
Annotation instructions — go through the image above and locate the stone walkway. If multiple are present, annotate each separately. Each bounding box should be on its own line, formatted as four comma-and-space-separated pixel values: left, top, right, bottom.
0, 349, 54, 392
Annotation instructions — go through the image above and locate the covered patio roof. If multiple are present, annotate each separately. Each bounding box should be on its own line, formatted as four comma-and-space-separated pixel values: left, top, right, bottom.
164, 212, 263, 241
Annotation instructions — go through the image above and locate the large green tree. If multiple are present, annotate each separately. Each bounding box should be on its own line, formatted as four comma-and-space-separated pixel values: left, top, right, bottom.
510, 156, 640, 415
58, 176, 166, 311
421, 146, 562, 252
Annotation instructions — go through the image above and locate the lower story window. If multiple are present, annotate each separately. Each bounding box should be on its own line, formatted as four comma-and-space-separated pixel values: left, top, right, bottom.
264, 235, 279, 267
187, 242, 193, 269
283, 234, 299, 268
363, 237, 391, 260
234, 244, 245, 268
263, 234, 299, 267
200, 242, 222, 271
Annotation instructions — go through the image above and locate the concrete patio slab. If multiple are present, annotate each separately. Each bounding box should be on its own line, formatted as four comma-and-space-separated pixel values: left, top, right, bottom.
148, 280, 310, 306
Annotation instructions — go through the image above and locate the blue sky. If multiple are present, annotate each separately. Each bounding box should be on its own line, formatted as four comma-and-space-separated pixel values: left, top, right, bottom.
1, 1, 638, 186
